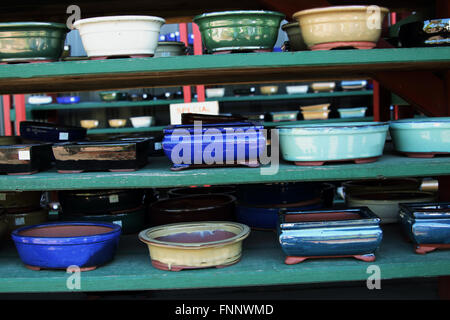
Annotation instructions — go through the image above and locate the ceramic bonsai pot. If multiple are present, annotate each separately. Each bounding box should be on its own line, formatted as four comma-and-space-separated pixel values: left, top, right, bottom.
278, 207, 383, 264
80, 120, 99, 129
148, 194, 236, 226
139, 221, 250, 271
99, 91, 129, 102
268, 111, 299, 122
0, 191, 42, 212
58, 189, 146, 215
20, 121, 87, 143
6, 208, 48, 232
74, 15, 165, 58
293, 5, 389, 50
154, 41, 186, 57
205, 88, 225, 98
28, 95, 53, 105
399, 18, 450, 47
52, 138, 149, 173
301, 110, 330, 120
56, 96, 80, 104
162, 122, 266, 170
340, 80, 368, 90
399, 202, 450, 254
193, 10, 284, 53
108, 119, 127, 128
342, 178, 422, 196
0, 22, 68, 63
389, 117, 450, 158
260, 85, 278, 95
338, 107, 367, 118
278, 122, 389, 166
311, 82, 335, 92
130, 116, 154, 128
346, 191, 437, 224
0, 143, 53, 175
167, 185, 236, 197
286, 85, 308, 94
60, 205, 146, 235
11, 221, 121, 271
281, 22, 307, 51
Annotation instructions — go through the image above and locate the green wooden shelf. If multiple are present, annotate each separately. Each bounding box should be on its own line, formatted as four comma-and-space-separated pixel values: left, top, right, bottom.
86, 126, 166, 135
0, 149, 448, 191
0, 47, 448, 94
0, 225, 448, 293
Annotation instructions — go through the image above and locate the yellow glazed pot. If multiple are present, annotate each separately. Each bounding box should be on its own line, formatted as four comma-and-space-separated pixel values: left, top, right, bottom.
139, 221, 250, 271
301, 110, 330, 120
293, 5, 389, 50
300, 103, 330, 112
108, 119, 127, 128
80, 120, 99, 129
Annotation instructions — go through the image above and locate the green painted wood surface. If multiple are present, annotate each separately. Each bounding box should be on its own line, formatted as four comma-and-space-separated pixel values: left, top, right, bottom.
0, 150, 448, 191
0, 225, 448, 293
0, 48, 448, 94
86, 126, 166, 134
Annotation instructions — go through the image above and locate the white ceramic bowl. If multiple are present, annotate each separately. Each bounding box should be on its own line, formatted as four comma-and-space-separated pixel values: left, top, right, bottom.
338, 107, 367, 118
130, 116, 154, 128
28, 95, 52, 105
205, 88, 225, 98
74, 15, 165, 58
286, 85, 308, 94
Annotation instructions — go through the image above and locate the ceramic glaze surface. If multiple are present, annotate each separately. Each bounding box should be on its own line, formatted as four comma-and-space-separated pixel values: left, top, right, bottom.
338, 107, 367, 118
399, 202, 450, 244
154, 41, 186, 57
281, 22, 307, 51
278, 122, 388, 162
74, 16, 165, 57
389, 117, 450, 153
0, 22, 67, 61
293, 6, 389, 49
193, 11, 284, 52
11, 221, 121, 269
278, 208, 382, 257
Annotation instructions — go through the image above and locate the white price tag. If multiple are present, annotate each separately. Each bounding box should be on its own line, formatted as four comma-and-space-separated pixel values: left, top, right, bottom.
113, 220, 122, 227
18, 150, 30, 160
109, 194, 119, 203
15, 217, 25, 226
59, 132, 69, 140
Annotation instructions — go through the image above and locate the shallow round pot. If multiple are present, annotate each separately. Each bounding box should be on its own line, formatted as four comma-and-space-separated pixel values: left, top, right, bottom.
389, 117, 450, 156
28, 95, 53, 105
148, 194, 236, 226
346, 191, 437, 223
130, 116, 154, 128
0, 191, 42, 212
343, 178, 422, 196
154, 41, 186, 57
281, 22, 307, 51
74, 15, 165, 58
278, 122, 389, 164
260, 85, 278, 95
99, 91, 128, 101
205, 87, 225, 98
311, 82, 335, 92
109, 119, 127, 128
0, 22, 68, 62
11, 221, 121, 271
80, 119, 99, 129
193, 10, 284, 53
338, 107, 367, 118
6, 208, 48, 232
139, 221, 250, 271
58, 189, 145, 215
286, 85, 308, 94
57, 96, 80, 104
168, 185, 236, 197
293, 6, 389, 50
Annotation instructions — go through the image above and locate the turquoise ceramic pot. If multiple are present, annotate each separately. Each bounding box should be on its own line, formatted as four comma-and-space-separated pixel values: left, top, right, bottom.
193, 10, 285, 53
0, 22, 68, 62
389, 117, 450, 154
278, 122, 389, 163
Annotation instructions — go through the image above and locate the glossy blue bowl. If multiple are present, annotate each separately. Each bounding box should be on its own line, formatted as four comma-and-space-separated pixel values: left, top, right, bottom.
56, 96, 80, 104
278, 207, 382, 263
162, 122, 266, 170
11, 221, 121, 270
399, 202, 450, 253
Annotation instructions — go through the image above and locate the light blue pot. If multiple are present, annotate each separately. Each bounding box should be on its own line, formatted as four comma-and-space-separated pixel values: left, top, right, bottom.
389, 117, 450, 154
278, 122, 388, 163
337, 107, 367, 119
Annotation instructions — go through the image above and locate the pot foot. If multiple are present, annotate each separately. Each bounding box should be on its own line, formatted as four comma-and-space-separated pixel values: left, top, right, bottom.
310, 41, 376, 51
415, 244, 450, 254
284, 253, 376, 264
90, 54, 153, 60
57, 170, 84, 174
7, 170, 38, 175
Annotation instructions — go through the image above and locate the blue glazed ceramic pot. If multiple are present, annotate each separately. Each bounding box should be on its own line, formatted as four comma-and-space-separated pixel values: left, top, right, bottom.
162, 122, 266, 170
399, 202, 450, 253
278, 122, 388, 165
278, 207, 382, 263
11, 221, 121, 270
56, 96, 80, 104
389, 117, 450, 156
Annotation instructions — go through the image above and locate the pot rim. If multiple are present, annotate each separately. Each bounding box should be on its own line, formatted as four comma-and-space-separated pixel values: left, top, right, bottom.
0, 22, 68, 30
389, 117, 450, 129
74, 15, 165, 27
346, 191, 436, 203
293, 5, 389, 19
150, 194, 236, 213
281, 22, 299, 30
193, 10, 285, 22
277, 121, 388, 131
138, 221, 250, 248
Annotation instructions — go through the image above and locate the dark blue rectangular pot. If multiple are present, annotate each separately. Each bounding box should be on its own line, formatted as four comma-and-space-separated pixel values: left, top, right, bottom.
11, 221, 121, 270
162, 122, 266, 170
20, 121, 86, 143
278, 207, 382, 259
399, 202, 450, 245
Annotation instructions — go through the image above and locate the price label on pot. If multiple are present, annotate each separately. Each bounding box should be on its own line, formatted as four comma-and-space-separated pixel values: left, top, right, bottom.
15, 217, 25, 226
109, 194, 119, 203
18, 150, 30, 160
169, 101, 219, 125
59, 132, 69, 140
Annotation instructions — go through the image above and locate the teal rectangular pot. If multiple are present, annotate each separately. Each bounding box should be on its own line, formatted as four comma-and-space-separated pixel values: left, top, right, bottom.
278, 122, 389, 163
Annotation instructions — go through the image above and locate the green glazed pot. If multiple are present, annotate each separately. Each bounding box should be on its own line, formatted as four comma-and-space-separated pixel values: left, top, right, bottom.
281, 22, 307, 51
0, 22, 68, 62
193, 10, 285, 53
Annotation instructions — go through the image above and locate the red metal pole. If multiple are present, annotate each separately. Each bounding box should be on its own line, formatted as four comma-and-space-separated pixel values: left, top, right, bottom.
179, 23, 192, 103
372, 81, 391, 121
2, 95, 12, 136
192, 23, 205, 102
13, 94, 26, 135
